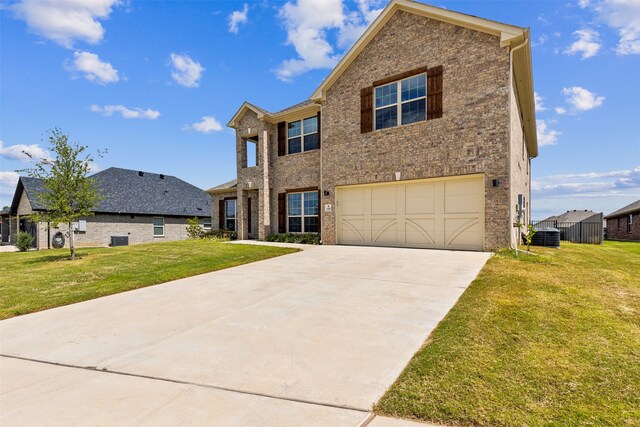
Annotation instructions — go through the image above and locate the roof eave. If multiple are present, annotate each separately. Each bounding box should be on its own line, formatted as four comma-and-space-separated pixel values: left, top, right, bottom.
512, 29, 538, 158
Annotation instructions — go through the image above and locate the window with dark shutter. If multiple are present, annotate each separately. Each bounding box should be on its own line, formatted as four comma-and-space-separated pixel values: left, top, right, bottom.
277, 121, 286, 156
427, 65, 443, 119
360, 87, 373, 133
278, 193, 286, 233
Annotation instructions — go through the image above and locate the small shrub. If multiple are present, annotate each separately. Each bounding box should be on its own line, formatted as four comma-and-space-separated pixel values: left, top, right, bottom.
264, 233, 320, 245
186, 217, 204, 239
202, 229, 237, 241
16, 232, 33, 252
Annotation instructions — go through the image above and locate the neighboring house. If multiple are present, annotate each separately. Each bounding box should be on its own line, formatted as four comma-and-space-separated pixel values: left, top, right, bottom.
604, 200, 640, 241
7, 167, 211, 249
209, 0, 537, 251
535, 210, 603, 244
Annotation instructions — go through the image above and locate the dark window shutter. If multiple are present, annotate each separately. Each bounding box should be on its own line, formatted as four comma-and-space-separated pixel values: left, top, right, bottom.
218, 199, 225, 229
427, 66, 443, 120
317, 189, 322, 237
360, 87, 373, 133
277, 122, 286, 156
316, 111, 321, 149
278, 193, 286, 233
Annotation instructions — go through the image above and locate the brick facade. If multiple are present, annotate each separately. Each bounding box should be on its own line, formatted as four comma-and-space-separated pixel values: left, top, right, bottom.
606, 213, 640, 241
215, 8, 534, 250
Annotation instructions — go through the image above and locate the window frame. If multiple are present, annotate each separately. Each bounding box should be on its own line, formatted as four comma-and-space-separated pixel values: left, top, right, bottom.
153, 217, 165, 237
203, 217, 212, 230
287, 191, 319, 234
374, 73, 427, 131
628, 214, 633, 233
287, 116, 319, 155
224, 199, 237, 232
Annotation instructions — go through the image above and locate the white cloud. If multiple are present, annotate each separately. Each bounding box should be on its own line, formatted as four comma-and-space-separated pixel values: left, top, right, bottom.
275, 0, 383, 81
0, 141, 52, 162
579, 0, 591, 8
562, 86, 605, 111
11, 0, 120, 48
170, 53, 204, 88
531, 166, 640, 219
67, 51, 119, 84
555, 106, 567, 115
534, 92, 546, 112
90, 104, 160, 120
537, 120, 561, 146
595, 0, 640, 55
0, 171, 20, 197
564, 29, 601, 59
183, 116, 223, 133
229, 4, 249, 34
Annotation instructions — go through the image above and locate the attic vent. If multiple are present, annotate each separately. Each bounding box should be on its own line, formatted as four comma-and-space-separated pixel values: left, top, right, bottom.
138, 171, 144, 177
159, 174, 165, 179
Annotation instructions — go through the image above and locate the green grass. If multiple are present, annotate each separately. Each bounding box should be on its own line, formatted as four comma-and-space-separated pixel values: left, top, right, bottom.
0, 240, 297, 320
376, 241, 640, 426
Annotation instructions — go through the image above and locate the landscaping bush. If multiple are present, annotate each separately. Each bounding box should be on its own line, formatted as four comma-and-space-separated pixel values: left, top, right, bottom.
265, 233, 320, 245
202, 229, 237, 241
15, 232, 33, 252
186, 217, 204, 239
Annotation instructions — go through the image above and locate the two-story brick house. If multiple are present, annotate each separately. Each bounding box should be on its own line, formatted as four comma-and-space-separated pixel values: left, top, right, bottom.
208, 0, 538, 251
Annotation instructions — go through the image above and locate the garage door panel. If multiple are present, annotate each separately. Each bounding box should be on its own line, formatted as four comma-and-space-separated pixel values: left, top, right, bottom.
341, 188, 365, 215
405, 183, 436, 214
371, 219, 398, 244
405, 219, 436, 245
371, 187, 398, 215
445, 218, 482, 247
340, 219, 366, 243
337, 176, 484, 251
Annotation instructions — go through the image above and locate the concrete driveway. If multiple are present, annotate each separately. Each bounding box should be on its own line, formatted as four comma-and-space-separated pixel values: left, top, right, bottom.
0, 244, 489, 426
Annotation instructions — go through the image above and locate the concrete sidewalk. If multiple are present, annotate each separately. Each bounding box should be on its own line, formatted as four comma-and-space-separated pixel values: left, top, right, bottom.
1, 244, 489, 425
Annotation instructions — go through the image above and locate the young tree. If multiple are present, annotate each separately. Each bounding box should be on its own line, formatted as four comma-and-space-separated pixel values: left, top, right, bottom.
21, 129, 102, 260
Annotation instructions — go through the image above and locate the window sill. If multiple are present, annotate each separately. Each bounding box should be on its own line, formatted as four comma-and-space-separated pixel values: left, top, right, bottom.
373, 118, 429, 134
154, 236, 165, 238
284, 148, 320, 157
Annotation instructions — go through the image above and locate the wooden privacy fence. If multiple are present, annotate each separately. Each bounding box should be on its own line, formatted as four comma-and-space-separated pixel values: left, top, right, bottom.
531, 220, 603, 244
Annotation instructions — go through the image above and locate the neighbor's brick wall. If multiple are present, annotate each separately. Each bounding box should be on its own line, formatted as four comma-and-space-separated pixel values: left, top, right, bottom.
606, 213, 640, 241
33, 214, 207, 249
320, 10, 512, 249
509, 72, 532, 246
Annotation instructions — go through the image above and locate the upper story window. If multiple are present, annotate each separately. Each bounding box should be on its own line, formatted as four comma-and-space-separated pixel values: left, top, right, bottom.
375, 74, 426, 130
288, 116, 318, 154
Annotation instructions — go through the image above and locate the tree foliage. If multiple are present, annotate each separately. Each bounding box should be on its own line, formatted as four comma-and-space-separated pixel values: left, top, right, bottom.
20, 128, 102, 259
186, 217, 204, 239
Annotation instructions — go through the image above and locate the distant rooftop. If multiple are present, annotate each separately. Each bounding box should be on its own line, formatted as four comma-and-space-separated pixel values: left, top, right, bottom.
604, 199, 640, 219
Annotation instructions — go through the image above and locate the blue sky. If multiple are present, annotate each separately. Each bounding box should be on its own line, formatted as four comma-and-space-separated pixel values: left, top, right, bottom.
1, 0, 638, 219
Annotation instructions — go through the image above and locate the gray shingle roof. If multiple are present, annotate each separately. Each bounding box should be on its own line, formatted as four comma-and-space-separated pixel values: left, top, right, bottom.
605, 199, 640, 219
207, 178, 237, 192
542, 210, 602, 223
12, 167, 211, 217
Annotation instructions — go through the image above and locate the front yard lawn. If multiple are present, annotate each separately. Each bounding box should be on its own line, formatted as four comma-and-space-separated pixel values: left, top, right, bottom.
376, 241, 640, 426
0, 240, 297, 320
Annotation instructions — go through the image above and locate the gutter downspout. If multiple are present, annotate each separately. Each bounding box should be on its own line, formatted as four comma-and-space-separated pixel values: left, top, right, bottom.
509, 31, 529, 252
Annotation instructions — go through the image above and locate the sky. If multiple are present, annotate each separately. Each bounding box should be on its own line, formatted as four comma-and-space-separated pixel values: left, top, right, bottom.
1, 0, 639, 219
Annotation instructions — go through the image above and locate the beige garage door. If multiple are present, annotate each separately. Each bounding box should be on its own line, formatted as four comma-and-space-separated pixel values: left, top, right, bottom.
336, 175, 484, 251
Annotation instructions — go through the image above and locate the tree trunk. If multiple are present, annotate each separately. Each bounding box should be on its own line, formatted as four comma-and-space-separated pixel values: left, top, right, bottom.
69, 222, 75, 260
